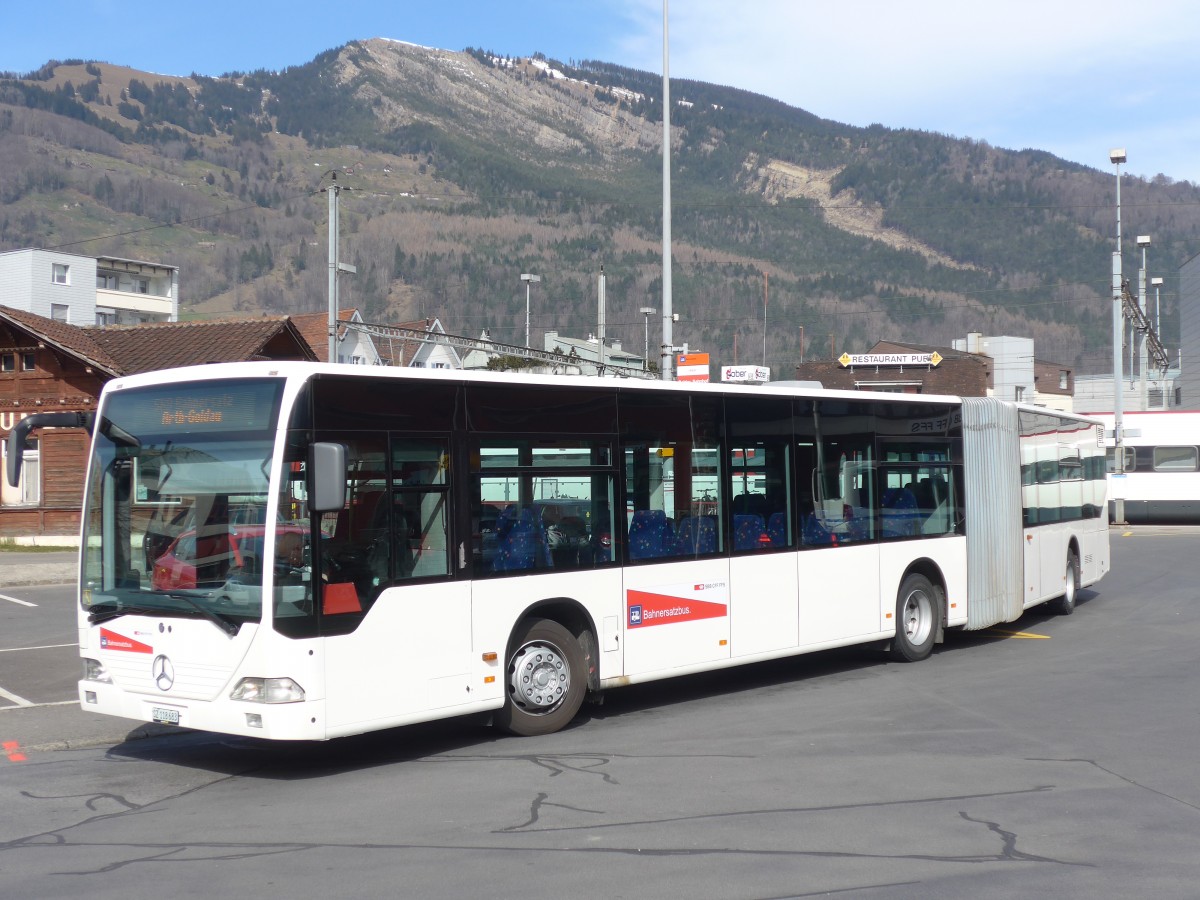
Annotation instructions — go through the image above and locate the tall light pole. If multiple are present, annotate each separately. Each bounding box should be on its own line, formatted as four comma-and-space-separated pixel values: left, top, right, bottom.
521, 273, 540, 348
660, 0, 674, 381
1110, 149, 1126, 525
640, 306, 657, 368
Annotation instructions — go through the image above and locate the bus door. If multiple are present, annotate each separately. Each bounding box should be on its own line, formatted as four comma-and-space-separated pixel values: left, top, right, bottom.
621, 442, 731, 676
795, 410, 881, 646
313, 436, 473, 729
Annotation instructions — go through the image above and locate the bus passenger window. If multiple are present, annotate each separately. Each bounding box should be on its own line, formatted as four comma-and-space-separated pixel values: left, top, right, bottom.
473, 439, 615, 576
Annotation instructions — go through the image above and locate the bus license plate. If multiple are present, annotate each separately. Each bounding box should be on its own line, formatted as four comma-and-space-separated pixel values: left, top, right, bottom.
152, 707, 181, 725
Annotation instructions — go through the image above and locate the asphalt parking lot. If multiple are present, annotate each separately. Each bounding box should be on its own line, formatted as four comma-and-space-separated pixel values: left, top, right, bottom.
3, 526, 1200, 898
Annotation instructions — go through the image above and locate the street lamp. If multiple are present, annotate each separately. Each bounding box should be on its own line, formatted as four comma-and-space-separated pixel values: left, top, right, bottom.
1109, 149, 1127, 515
639, 306, 657, 368
520, 273, 540, 348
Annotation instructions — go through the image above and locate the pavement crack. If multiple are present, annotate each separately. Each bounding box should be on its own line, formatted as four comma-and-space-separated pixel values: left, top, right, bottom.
1027, 756, 1200, 812
498, 790, 606, 832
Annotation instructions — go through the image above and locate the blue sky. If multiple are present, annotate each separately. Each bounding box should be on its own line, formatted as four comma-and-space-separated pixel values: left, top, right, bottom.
6, 0, 1200, 183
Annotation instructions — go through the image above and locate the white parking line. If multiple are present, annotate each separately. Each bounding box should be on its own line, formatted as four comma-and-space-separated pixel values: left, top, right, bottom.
0, 685, 33, 707
0, 593, 37, 608
0, 699, 77, 711
0, 643, 76, 653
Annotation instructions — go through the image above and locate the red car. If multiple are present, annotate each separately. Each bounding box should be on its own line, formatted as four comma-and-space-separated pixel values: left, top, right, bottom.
151, 525, 305, 591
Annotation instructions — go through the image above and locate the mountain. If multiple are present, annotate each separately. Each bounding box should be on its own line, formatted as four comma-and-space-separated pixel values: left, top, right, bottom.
3, 39, 1199, 374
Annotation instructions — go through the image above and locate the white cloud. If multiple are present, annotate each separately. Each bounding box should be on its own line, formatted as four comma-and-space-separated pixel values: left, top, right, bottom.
607, 0, 1200, 181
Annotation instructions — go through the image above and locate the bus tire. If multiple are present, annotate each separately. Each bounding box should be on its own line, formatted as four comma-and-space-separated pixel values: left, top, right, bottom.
890, 573, 938, 662
495, 618, 586, 737
1049, 550, 1079, 616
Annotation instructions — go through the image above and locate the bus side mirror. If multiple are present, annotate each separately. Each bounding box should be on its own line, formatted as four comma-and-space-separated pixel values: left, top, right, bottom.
308, 442, 347, 512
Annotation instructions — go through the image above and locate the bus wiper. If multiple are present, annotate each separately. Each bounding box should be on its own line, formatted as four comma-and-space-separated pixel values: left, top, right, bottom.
87, 596, 240, 636
167, 592, 241, 637
88, 604, 162, 625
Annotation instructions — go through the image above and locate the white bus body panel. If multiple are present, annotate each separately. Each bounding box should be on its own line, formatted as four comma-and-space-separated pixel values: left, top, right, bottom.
323, 581, 475, 734
730, 552, 799, 657
796, 544, 880, 647
622, 559, 732, 675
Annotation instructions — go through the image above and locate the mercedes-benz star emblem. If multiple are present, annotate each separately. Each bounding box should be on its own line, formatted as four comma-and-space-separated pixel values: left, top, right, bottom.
152, 655, 174, 691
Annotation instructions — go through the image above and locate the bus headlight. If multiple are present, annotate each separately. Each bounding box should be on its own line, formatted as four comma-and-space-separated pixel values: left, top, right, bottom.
229, 677, 305, 704
82, 658, 112, 684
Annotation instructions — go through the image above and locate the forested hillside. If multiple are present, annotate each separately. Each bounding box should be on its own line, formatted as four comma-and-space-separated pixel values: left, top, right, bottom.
3, 39, 1198, 374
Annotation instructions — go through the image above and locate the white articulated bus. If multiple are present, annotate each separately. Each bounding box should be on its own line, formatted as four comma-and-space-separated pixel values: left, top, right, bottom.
7, 363, 1110, 740
1095, 410, 1200, 524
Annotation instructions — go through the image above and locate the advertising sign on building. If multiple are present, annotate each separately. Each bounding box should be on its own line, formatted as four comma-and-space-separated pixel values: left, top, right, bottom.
838, 351, 943, 368
677, 352, 710, 382
720, 365, 770, 383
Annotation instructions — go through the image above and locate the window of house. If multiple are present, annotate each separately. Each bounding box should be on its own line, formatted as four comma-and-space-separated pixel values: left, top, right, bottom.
1059, 371, 1069, 390
1014, 386, 1026, 402
1, 354, 13, 373
97, 272, 119, 290
52, 263, 70, 285
1, 437, 40, 506
132, 277, 150, 294
50, 303, 69, 323
21, 352, 35, 372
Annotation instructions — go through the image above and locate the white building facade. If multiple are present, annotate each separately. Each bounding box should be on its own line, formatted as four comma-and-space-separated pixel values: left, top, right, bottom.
0, 249, 178, 326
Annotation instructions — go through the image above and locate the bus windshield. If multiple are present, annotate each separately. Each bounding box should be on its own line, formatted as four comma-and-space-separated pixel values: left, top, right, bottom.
81, 378, 285, 630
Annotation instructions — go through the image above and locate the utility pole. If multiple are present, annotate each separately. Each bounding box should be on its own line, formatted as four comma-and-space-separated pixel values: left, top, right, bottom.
326, 172, 341, 363
640, 306, 657, 369
521, 273, 540, 348
762, 272, 768, 367
324, 172, 355, 363
597, 266, 606, 366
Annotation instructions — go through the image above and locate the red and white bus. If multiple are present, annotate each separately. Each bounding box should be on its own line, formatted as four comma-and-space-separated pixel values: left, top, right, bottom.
7, 362, 1110, 739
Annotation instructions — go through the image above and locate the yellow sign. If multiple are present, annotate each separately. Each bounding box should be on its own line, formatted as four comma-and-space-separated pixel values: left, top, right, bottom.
838, 351, 943, 368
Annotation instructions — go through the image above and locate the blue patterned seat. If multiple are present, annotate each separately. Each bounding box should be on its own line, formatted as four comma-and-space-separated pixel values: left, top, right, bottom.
733, 514, 767, 551
881, 487, 919, 537
493, 506, 551, 571
675, 514, 718, 555
766, 511, 787, 548
628, 509, 673, 560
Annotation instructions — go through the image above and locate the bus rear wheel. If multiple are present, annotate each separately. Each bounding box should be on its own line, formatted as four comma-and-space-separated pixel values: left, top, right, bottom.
1049, 550, 1079, 616
495, 618, 586, 736
890, 573, 938, 662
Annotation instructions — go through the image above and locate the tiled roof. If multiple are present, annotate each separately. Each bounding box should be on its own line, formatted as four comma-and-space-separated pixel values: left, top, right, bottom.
2, 307, 317, 376
0, 307, 121, 375
89, 316, 317, 374
290, 309, 358, 362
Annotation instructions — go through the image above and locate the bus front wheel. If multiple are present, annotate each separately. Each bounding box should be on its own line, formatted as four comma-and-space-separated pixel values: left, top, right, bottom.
495, 618, 586, 736
890, 573, 938, 662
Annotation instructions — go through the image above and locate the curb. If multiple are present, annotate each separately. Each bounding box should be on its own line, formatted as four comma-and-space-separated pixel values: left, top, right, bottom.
4, 566, 77, 588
